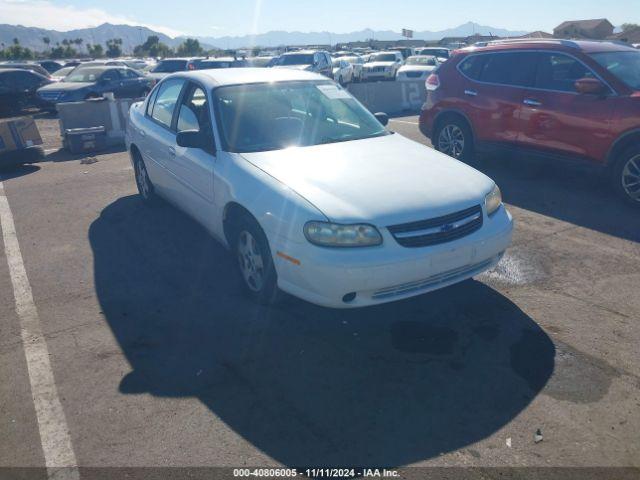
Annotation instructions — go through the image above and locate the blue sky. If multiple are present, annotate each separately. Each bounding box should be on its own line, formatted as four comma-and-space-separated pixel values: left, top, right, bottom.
1, 0, 638, 37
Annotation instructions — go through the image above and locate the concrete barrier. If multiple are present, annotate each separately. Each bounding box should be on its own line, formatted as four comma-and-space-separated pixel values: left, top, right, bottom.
347, 80, 426, 115
57, 97, 138, 150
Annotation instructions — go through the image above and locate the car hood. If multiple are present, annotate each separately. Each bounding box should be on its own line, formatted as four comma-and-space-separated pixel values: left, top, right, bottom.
38, 81, 92, 92
365, 62, 395, 68
240, 134, 494, 226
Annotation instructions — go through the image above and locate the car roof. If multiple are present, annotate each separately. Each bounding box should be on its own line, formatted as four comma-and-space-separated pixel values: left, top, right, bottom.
0, 68, 44, 76
168, 67, 327, 87
282, 50, 323, 55
462, 39, 638, 54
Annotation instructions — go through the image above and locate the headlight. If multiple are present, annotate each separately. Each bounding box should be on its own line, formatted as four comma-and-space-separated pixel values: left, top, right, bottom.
485, 184, 502, 216
304, 222, 383, 247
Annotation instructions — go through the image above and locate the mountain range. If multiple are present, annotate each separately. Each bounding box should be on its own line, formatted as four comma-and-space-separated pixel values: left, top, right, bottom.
0, 21, 530, 53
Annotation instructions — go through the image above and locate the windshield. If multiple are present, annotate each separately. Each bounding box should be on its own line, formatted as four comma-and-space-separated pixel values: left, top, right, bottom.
198, 61, 232, 69
152, 60, 187, 73
65, 68, 106, 82
590, 51, 640, 90
213, 81, 389, 153
406, 56, 436, 66
54, 67, 74, 77
369, 54, 397, 62
276, 54, 315, 66
332, 59, 342, 67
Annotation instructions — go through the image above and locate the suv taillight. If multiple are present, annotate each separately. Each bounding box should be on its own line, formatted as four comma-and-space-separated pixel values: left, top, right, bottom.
426, 73, 440, 91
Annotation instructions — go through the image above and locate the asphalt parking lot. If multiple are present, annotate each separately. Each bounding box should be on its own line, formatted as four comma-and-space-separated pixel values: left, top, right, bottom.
1, 114, 639, 478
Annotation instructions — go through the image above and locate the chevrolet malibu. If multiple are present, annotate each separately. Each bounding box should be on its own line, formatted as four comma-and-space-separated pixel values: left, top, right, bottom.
126, 69, 513, 308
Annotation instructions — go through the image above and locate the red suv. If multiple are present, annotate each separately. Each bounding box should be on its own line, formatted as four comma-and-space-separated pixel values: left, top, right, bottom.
419, 39, 640, 205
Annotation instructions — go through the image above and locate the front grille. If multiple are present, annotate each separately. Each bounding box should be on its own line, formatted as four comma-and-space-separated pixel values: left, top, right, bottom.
366, 66, 385, 73
405, 71, 423, 78
388, 205, 483, 248
39, 91, 61, 101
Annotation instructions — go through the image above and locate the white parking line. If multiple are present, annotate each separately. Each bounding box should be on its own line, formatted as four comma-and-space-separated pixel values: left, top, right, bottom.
0, 182, 79, 480
389, 119, 419, 125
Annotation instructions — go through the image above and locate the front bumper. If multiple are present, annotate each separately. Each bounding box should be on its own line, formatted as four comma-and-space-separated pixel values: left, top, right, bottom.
271, 206, 513, 308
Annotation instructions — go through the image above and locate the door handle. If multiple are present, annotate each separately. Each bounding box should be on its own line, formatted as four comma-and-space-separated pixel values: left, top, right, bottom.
523, 98, 542, 107
168, 147, 176, 156
138, 129, 146, 137
464, 89, 478, 97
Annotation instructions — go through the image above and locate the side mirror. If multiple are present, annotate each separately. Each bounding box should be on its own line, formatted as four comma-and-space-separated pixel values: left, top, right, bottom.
575, 77, 607, 95
374, 112, 389, 126
176, 130, 210, 150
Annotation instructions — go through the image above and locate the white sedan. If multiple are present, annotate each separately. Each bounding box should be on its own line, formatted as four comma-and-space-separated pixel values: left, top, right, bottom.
126, 68, 513, 308
396, 55, 439, 81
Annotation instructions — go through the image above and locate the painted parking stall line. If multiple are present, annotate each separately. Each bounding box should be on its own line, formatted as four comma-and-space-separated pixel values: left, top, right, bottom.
0, 182, 79, 480
389, 119, 419, 125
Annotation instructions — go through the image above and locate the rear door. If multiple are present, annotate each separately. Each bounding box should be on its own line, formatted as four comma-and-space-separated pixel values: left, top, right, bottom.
457, 51, 537, 146
169, 81, 217, 228
119, 69, 144, 98
518, 51, 616, 162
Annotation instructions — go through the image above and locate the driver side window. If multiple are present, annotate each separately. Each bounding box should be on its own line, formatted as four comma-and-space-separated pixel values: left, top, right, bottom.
177, 83, 215, 152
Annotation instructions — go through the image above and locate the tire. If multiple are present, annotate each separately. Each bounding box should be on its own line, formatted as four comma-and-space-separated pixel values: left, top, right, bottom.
229, 214, 281, 306
132, 151, 159, 205
433, 116, 475, 164
338, 76, 344, 86
611, 146, 640, 207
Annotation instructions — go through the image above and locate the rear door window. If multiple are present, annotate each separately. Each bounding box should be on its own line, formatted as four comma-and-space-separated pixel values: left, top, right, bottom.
535, 53, 596, 93
478, 52, 538, 87
458, 55, 487, 81
150, 79, 186, 129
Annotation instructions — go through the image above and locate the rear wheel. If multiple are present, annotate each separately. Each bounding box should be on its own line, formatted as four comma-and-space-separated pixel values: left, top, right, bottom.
132, 151, 159, 205
434, 117, 475, 164
612, 146, 640, 207
230, 214, 281, 306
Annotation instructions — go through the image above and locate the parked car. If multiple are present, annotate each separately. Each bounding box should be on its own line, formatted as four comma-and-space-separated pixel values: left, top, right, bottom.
37, 60, 64, 74
245, 56, 276, 67
416, 48, 451, 61
419, 39, 640, 205
0, 69, 52, 115
0, 62, 51, 78
50, 66, 75, 82
273, 50, 333, 78
389, 46, 415, 60
196, 57, 248, 69
37, 66, 154, 106
126, 68, 512, 308
361, 51, 404, 81
332, 58, 354, 85
147, 58, 202, 80
338, 55, 365, 81
397, 55, 439, 81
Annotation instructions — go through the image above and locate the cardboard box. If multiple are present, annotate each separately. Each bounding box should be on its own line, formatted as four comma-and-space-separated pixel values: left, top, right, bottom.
0, 117, 43, 154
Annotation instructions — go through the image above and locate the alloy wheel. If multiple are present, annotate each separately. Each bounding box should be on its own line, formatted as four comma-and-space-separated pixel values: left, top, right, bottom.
237, 230, 265, 292
621, 154, 640, 202
438, 125, 465, 159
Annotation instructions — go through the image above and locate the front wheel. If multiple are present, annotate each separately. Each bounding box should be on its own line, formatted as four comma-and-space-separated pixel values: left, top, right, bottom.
231, 215, 281, 306
612, 146, 640, 207
433, 118, 475, 163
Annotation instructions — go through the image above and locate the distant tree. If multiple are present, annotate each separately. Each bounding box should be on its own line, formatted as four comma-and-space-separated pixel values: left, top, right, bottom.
49, 45, 77, 59
4, 44, 34, 60
106, 38, 123, 58
87, 43, 104, 58
133, 35, 173, 58
621, 23, 640, 32
176, 38, 203, 56
13, 38, 20, 46
43, 37, 51, 51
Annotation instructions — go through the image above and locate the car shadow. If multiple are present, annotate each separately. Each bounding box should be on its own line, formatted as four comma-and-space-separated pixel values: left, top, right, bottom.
0, 164, 40, 180
477, 154, 640, 243
89, 195, 555, 468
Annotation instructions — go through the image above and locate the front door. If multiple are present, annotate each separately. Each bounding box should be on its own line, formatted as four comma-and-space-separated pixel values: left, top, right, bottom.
518, 52, 616, 162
